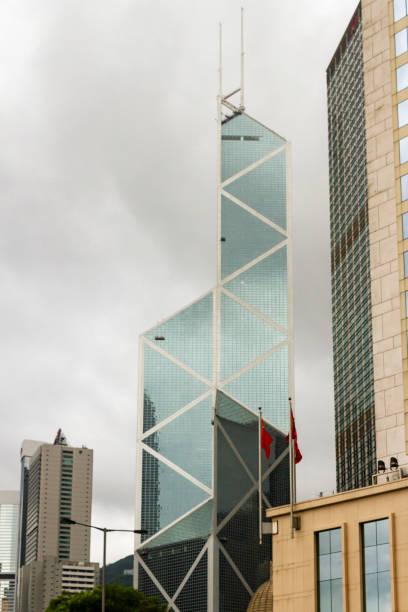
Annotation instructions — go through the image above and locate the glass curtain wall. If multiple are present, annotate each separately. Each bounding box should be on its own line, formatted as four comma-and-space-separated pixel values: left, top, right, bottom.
327, 3, 376, 492
134, 108, 292, 611
362, 519, 391, 612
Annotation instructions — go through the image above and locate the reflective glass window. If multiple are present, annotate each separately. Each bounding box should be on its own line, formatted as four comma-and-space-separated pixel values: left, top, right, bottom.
317, 528, 343, 611
394, 0, 408, 22
402, 175, 408, 201
398, 99, 408, 127
397, 63, 408, 91
395, 28, 408, 56
362, 519, 391, 612
406, 291, 408, 316
399, 136, 408, 163
403, 212, 408, 238
404, 251, 408, 277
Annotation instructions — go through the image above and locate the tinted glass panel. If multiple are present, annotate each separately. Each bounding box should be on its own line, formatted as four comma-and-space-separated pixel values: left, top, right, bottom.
400, 136, 408, 163
403, 212, 408, 239
143, 395, 213, 487
397, 63, 408, 91
222, 113, 285, 182
401, 174, 408, 202
220, 292, 286, 381
224, 246, 288, 329
317, 528, 343, 612
224, 150, 287, 230
363, 519, 391, 612
394, 0, 407, 22
395, 28, 408, 56
145, 292, 213, 380
221, 195, 285, 279
143, 344, 210, 432
398, 99, 408, 127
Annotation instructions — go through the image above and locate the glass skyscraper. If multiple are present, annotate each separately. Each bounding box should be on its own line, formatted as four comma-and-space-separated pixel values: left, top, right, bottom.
0, 491, 19, 612
135, 93, 292, 611
327, 4, 376, 492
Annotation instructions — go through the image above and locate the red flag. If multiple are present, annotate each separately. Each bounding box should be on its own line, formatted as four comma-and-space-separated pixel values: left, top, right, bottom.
261, 419, 273, 459
285, 408, 302, 464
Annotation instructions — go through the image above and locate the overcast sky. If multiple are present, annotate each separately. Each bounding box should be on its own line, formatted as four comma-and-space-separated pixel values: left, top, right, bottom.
0, 0, 359, 564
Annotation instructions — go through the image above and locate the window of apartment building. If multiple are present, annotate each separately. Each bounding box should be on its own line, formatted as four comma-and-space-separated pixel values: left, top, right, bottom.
402, 175, 408, 202
317, 528, 342, 612
397, 63, 408, 91
399, 136, 408, 163
362, 519, 391, 612
396, 27, 408, 55
398, 99, 408, 126
394, 0, 408, 22
403, 212, 408, 238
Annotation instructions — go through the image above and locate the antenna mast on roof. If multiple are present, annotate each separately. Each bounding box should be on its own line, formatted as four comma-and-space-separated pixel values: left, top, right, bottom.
219, 8, 246, 116
240, 6, 245, 110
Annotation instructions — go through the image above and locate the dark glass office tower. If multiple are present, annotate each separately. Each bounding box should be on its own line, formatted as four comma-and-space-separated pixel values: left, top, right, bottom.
134, 87, 293, 609
327, 4, 376, 492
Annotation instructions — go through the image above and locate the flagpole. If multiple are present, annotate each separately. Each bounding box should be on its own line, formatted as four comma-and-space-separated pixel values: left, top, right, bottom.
258, 406, 263, 545
289, 397, 294, 539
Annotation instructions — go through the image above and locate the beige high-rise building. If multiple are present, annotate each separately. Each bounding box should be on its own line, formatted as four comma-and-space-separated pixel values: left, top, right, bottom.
328, 0, 408, 491
17, 433, 97, 612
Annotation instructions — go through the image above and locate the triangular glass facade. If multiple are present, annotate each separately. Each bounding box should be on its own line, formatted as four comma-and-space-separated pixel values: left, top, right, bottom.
136, 110, 292, 611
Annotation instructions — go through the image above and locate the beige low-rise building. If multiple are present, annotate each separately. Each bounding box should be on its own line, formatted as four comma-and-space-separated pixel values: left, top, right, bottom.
261, 477, 408, 612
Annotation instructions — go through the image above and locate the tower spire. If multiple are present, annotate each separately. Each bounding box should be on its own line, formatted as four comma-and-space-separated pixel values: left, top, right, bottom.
240, 6, 245, 110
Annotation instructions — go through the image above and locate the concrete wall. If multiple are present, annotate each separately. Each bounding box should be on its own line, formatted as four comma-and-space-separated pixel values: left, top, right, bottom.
362, 0, 408, 467
266, 478, 408, 611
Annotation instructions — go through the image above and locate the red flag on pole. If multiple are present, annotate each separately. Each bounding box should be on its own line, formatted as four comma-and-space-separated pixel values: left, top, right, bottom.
261, 419, 273, 459
285, 408, 302, 464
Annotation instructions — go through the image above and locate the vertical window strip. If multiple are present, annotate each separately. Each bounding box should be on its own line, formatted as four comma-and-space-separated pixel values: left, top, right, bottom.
362, 519, 391, 612
395, 28, 408, 56
317, 528, 343, 611
394, 0, 408, 23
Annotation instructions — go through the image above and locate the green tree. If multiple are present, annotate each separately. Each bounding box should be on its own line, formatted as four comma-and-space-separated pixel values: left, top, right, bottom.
45, 584, 167, 612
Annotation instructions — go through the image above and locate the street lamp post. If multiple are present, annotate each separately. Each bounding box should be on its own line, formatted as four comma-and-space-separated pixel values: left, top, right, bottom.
60, 517, 147, 612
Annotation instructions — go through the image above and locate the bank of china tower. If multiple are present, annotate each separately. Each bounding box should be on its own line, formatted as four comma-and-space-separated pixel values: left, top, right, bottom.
134, 87, 293, 610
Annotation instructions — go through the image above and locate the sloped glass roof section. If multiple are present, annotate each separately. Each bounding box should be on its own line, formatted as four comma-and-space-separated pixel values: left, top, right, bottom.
222, 113, 286, 182
145, 292, 213, 380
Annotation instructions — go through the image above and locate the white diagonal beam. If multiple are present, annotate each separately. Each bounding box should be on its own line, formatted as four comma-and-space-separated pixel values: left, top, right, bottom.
218, 542, 253, 597
169, 541, 209, 605
140, 389, 213, 439
217, 420, 256, 485
216, 446, 289, 534
140, 443, 212, 495
219, 340, 288, 388
222, 144, 287, 188
221, 189, 287, 236
136, 498, 212, 550
221, 240, 288, 286
135, 552, 178, 611
143, 337, 212, 387
221, 286, 288, 335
